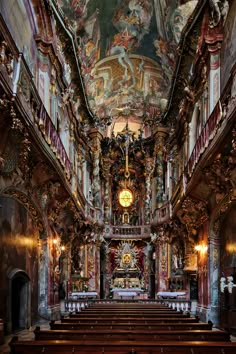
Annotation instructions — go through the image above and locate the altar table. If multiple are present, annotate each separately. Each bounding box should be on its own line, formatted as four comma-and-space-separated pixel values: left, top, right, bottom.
157, 291, 186, 299
70, 292, 98, 299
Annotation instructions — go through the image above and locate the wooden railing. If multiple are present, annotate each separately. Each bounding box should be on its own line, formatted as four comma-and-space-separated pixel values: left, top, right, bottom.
187, 101, 222, 176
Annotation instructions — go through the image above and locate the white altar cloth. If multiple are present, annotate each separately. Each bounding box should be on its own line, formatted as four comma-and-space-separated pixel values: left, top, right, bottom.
112, 288, 143, 299
70, 292, 97, 299
117, 291, 137, 297
111, 288, 143, 293
157, 291, 186, 298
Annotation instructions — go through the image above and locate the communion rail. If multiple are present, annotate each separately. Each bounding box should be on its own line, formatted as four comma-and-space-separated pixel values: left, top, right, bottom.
64, 299, 192, 314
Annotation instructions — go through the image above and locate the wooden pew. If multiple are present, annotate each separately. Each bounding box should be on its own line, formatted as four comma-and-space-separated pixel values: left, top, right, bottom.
85, 307, 172, 312
34, 326, 230, 342
89, 303, 167, 307
83, 305, 175, 310
60, 317, 198, 324
50, 320, 213, 331
68, 312, 189, 319
9, 337, 236, 354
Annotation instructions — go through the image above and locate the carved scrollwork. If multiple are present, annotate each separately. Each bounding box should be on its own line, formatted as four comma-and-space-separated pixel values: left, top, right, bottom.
213, 191, 236, 233
0, 39, 14, 77
152, 218, 188, 245
0, 94, 11, 110
203, 156, 233, 198
177, 197, 208, 238
203, 128, 236, 201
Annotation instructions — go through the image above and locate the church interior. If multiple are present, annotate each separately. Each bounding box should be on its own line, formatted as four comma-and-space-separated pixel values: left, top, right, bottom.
0, 0, 236, 352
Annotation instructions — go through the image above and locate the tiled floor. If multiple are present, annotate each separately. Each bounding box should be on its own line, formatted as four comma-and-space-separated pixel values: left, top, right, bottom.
0, 320, 50, 354
1, 322, 235, 353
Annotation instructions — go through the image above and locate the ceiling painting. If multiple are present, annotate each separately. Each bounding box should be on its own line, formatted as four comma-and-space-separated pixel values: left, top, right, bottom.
57, 0, 198, 132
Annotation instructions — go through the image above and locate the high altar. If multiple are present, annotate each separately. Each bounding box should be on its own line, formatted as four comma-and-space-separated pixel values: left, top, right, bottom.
109, 241, 147, 299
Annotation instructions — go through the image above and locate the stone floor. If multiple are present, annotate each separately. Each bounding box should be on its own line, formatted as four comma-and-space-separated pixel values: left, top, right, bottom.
0, 320, 50, 354
1, 321, 235, 353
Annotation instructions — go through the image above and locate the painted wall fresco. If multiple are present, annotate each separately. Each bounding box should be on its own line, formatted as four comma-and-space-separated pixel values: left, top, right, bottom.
0, 197, 39, 325
221, 0, 236, 91
0, 0, 37, 75
58, 0, 197, 129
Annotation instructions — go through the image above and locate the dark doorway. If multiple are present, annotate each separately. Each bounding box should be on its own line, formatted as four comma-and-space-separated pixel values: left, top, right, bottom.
100, 244, 106, 299
149, 249, 156, 299
11, 272, 30, 332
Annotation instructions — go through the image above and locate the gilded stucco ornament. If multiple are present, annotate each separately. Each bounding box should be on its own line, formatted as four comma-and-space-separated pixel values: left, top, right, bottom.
203, 125, 236, 202
177, 197, 208, 238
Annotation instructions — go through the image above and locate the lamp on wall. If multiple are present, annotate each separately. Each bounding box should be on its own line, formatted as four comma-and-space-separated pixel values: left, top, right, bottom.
52, 237, 65, 303
220, 276, 236, 294
194, 243, 208, 253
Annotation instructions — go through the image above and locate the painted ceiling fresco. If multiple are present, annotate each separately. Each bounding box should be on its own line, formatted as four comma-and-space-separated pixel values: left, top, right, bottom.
58, 0, 198, 136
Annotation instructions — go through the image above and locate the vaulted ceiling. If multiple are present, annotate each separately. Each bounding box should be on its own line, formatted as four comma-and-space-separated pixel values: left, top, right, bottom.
57, 0, 198, 137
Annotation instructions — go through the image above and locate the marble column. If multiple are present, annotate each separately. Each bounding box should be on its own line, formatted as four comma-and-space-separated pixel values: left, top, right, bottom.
88, 128, 103, 208
87, 235, 103, 296
144, 157, 155, 224
152, 230, 169, 292
102, 157, 112, 224
209, 232, 220, 326
38, 238, 49, 318
154, 127, 168, 208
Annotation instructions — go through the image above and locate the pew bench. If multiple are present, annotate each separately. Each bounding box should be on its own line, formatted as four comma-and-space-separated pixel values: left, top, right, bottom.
60, 317, 198, 324
68, 313, 189, 319
50, 320, 213, 331
77, 309, 183, 314
34, 326, 230, 342
9, 337, 236, 354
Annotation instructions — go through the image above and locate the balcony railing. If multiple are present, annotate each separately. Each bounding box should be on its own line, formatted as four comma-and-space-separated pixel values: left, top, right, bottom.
105, 225, 151, 238
187, 101, 222, 176
0, 16, 105, 223
152, 201, 171, 225
0, 34, 72, 181
37, 104, 72, 179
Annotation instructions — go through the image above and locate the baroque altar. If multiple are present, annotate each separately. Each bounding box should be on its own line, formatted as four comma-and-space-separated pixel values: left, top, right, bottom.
109, 241, 146, 298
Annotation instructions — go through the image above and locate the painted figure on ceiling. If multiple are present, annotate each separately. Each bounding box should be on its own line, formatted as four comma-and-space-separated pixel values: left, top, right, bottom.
71, 0, 90, 29
107, 0, 153, 91
108, 29, 136, 89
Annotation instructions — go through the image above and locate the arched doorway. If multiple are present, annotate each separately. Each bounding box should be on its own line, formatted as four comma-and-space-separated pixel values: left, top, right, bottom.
8, 269, 31, 332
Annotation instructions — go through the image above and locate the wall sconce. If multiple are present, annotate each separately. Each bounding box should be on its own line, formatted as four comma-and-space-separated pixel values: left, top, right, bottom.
194, 243, 208, 253
220, 276, 236, 294
52, 237, 66, 257
52, 237, 66, 303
